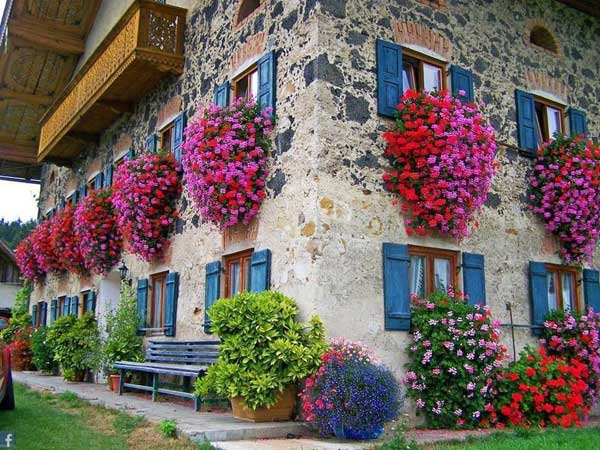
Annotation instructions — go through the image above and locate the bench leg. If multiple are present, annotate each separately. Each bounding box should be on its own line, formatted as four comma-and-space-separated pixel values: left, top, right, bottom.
152, 373, 159, 402
194, 396, 201, 412
118, 369, 125, 395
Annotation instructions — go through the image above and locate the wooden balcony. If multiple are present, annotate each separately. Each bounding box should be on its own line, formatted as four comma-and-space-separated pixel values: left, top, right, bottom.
38, 1, 186, 163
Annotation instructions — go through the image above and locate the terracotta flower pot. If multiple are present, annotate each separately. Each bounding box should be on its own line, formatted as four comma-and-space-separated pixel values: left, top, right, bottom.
231, 385, 296, 422
109, 374, 120, 392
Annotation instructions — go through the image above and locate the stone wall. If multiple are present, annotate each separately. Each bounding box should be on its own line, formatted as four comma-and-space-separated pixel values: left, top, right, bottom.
33, 0, 600, 382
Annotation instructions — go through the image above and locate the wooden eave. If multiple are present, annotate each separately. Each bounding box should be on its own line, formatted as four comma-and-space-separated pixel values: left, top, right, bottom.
37, 1, 187, 163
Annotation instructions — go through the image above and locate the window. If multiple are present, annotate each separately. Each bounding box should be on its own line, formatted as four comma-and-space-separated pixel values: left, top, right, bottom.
529, 26, 559, 54
82, 291, 92, 315
160, 123, 174, 153
546, 265, 579, 312
233, 66, 259, 100
408, 246, 458, 297
57, 296, 66, 317
402, 51, 446, 94
534, 98, 564, 143
224, 249, 253, 298
150, 272, 168, 329
236, 0, 261, 25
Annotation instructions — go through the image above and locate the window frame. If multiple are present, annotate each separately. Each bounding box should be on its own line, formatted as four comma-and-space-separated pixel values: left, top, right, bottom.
81, 290, 91, 315
35, 301, 44, 327
87, 173, 100, 193
233, 65, 259, 101
159, 122, 175, 153
533, 96, 565, 143
224, 249, 253, 298
57, 296, 66, 317
545, 264, 580, 312
149, 271, 168, 330
402, 48, 448, 94
408, 245, 458, 297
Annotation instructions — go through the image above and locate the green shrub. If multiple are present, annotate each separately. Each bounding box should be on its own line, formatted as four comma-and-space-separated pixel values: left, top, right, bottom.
31, 326, 57, 373
195, 290, 328, 410
47, 313, 101, 381
0, 284, 32, 344
158, 419, 177, 438
113, 411, 144, 435
102, 282, 144, 374
196, 440, 221, 450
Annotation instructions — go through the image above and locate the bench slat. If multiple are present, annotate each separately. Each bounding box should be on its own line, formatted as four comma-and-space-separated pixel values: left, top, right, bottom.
149, 340, 220, 345
146, 356, 217, 364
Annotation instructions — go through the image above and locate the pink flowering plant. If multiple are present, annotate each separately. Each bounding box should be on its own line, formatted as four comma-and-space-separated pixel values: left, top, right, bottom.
112, 152, 181, 261
15, 233, 44, 282
49, 204, 86, 275
382, 89, 497, 238
405, 291, 507, 429
300, 339, 402, 439
182, 97, 273, 229
73, 189, 123, 275
541, 308, 600, 407
529, 134, 600, 265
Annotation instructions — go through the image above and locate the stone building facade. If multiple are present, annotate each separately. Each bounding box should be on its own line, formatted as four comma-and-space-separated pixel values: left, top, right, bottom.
29, 0, 600, 382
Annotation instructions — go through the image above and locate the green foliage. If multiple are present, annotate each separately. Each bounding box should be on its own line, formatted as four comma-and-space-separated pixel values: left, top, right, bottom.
102, 282, 144, 374
0, 218, 36, 250
158, 419, 177, 439
371, 431, 423, 450
196, 441, 221, 450
0, 284, 32, 344
31, 326, 57, 373
58, 391, 83, 408
195, 290, 328, 410
112, 411, 144, 435
47, 313, 101, 381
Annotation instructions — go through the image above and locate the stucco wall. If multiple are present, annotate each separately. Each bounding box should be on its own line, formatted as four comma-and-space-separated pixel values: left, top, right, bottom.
0, 283, 19, 309
33, 0, 600, 382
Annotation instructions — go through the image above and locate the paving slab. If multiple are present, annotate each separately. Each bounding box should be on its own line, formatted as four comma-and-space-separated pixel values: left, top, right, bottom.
13, 371, 306, 442
213, 439, 366, 450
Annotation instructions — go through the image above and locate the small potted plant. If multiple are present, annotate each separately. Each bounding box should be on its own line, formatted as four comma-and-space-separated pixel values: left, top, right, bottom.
195, 291, 327, 421
102, 282, 144, 391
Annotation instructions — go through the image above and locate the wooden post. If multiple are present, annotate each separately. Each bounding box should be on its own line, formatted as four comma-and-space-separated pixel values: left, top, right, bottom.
152, 373, 159, 402
118, 370, 125, 395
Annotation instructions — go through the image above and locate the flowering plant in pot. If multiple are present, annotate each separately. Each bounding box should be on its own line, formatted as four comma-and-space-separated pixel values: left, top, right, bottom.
529, 134, 600, 265
7, 327, 34, 371
195, 291, 327, 421
73, 189, 123, 275
404, 291, 506, 429
31, 218, 60, 275
300, 340, 402, 440
15, 234, 44, 282
112, 152, 181, 261
182, 97, 273, 229
49, 204, 86, 275
382, 89, 497, 238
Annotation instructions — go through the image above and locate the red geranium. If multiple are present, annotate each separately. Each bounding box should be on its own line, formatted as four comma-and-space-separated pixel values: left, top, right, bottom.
49, 204, 87, 275
31, 218, 60, 274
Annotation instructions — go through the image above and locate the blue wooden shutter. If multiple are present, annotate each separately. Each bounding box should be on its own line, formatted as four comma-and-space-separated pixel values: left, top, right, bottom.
204, 261, 221, 334
137, 279, 148, 335
40, 302, 47, 327
94, 173, 104, 190
450, 65, 474, 102
63, 297, 70, 317
104, 164, 114, 187
70, 296, 79, 317
382, 243, 411, 330
126, 148, 135, 161
214, 81, 230, 107
172, 113, 185, 168
257, 50, 276, 113
250, 249, 272, 293
85, 291, 96, 315
583, 269, 600, 312
462, 253, 486, 305
515, 89, 538, 155
31, 304, 37, 326
529, 262, 549, 335
78, 184, 87, 202
568, 108, 587, 138
146, 134, 158, 153
50, 299, 57, 322
164, 272, 179, 337
376, 39, 403, 118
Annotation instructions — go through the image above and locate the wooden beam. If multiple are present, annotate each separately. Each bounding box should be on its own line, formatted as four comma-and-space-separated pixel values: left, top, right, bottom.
0, 88, 52, 105
0, 140, 38, 164
8, 18, 85, 55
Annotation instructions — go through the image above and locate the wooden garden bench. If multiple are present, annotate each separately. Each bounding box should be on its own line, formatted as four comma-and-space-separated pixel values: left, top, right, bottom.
114, 340, 219, 411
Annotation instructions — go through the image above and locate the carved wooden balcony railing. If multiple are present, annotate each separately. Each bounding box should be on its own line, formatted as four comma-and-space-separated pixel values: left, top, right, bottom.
38, 1, 186, 163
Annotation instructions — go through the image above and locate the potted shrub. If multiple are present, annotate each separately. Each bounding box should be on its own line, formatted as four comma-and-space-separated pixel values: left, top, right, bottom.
300, 340, 402, 440
102, 282, 144, 391
195, 291, 327, 421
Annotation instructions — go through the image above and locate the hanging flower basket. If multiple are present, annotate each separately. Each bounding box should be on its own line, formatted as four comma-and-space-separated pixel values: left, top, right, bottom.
182, 97, 274, 229
382, 89, 497, 238
49, 204, 87, 275
73, 189, 123, 275
15, 233, 44, 282
112, 153, 181, 261
31, 218, 60, 274
529, 134, 600, 266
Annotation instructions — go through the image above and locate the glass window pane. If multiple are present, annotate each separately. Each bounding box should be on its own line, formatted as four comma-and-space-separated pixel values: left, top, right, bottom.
237, 77, 249, 99
423, 63, 442, 92
546, 106, 562, 138
250, 70, 259, 100
434, 258, 451, 292
409, 255, 426, 298
243, 258, 251, 292
561, 272, 575, 311
153, 279, 163, 328
230, 262, 241, 296
547, 272, 558, 311
402, 63, 416, 93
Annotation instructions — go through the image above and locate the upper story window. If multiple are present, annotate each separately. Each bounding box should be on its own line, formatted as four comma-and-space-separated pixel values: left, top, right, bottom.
224, 249, 253, 298
529, 26, 559, 54
160, 123, 174, 153
534, 97, 564, 143
58, 296, 66, 317
236, 0, 262, 26
402, 51, 445, 94
546, 264, 579, 312
150, 272, 168, 329
234, 66, 259, 100
408, 246, 458, 298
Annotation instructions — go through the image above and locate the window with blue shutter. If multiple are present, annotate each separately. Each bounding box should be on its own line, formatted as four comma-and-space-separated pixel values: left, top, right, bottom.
146, 134, 158, 153
70, 296, 79, 317
204, 261, 221, 334
249, 249, 271, 293
462, 253, 486, 305
450, 65, 474, 102
257, 51, 276, 113
103, 164, 114, 187
376, 39, 403, 118
214, 81, 230, 107
94, 173, 104, 190
137, 279, 148, 335
515, 89, 538, 155
85, 291, 96, 315
583, 269, 600, 312
529, 262, 549, 335
126, 148, 135, 161
172, 113, 185, 168
63, 297, 70, 317
164, 272, 179, 337
382, 243, 411, 330
40, 302, 48, 327
568, 108, 587, 138
50, 299, 57, 323
31, 304, 37, 326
